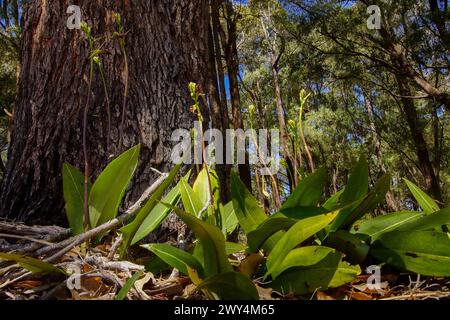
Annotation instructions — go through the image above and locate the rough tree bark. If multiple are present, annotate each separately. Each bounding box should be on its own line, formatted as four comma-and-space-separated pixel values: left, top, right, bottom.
0, 0, 211, 225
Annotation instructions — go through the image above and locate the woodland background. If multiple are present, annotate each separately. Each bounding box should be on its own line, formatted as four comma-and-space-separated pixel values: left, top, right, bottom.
0, 0, 449, 301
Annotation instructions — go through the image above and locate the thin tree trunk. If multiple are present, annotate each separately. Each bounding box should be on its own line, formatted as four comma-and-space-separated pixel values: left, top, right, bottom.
207, 0, 231, 202
221, 0, 252, 192
363, 91, 398, 211
395, 76, 442, 203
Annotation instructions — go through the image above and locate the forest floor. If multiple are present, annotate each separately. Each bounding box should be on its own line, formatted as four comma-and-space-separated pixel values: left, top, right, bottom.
0, 220, 449, 300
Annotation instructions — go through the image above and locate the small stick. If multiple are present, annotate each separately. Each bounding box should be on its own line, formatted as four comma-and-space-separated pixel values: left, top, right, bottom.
107, 233, 123, 260
37, 172, 169, 258
0, 233, 53, 245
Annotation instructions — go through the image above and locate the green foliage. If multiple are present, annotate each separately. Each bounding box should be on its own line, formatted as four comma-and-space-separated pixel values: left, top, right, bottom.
0, 253, 65, 275
119, 163, 182, 254
220, 201, 238, 235
247, 217, 297, 252
60, 143, 450, 299
231, 171, 280, 251
270, 251, 361, 296
62, 163, 89, 235
130, 173, 187, 245
180, 177, 204, 217
281, 167, 327, 209
404, 178, 440, 214
141, 243, 204, 277
115, 270, 144, 300
62, 145, 140, 235
161, 203, 232, 277
197, 272, 259, 300
266, 212, 339, 279
89, 145, 140, 228
370, 231, 450, 276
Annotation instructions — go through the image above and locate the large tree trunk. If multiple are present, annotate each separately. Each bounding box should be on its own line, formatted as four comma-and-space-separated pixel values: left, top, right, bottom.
0, 0, 210, 225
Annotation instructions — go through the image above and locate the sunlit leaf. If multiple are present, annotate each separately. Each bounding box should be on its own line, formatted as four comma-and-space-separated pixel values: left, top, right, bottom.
180, 177, 204, 216
131, 174, 187, 245
266, 211, 338, 278
331, 174, 390, 231
281, 167, 326, 209
404, 178, 440, 214
220, 201, 238, 235
247, 217, 297, 252
193, 168, 220, 209
231, 171, 280, 251
270, 251, 360, 295
62, 163, 89, 235
141, 243, 204, 276
0, 253, 65, 275
115, 270, 144, 300
161, 203, 232, 277
340, 155, 368, 205
370, 231, 450, 276
89, 144, 140, 228
119, 163, 182, 255
351, 211, 423, 241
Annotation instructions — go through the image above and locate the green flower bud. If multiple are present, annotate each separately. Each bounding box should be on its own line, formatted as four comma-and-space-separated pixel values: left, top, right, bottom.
299, 89, 311, 105
188, 82, 198, 100
248, 104, 255, 117
80, 21, 91, 37
114, 13, 122, 27
93, 56, 101, 65
288, 119, 297, 131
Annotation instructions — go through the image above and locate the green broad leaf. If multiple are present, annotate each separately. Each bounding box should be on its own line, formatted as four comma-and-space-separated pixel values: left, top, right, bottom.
119, 163, 182, 255
281, 167, 326, 209
270, 251, 361, 295
266, 211, 338, 278
325, 230, 370, 264
404, 178, 440, 214
231, 171, 280, 251
247, 217, 298, 252
331, 174, 390, 231
225, 242, 247, 255
193, 168, 220, 209
115, 270, 144, 300
397, 207, 450, 231
89, 144, 140, 228
197, 272, 259, 300
161, 203, 232, 277
280, 206, 328, 220
192, 241, 205, 268
323, 188, 345, 211
141, 243, 204, 277
0, 253, 65, 275
180, 177, 204, 216
145, 256, 170, 274
273, 246, 338, 279
351, 211, 424, 241
220, 201, 238, 235
370, 230, 450, 276
62, 163, 89, 235
131, 175, 186, 245
340, 155, 369, 205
